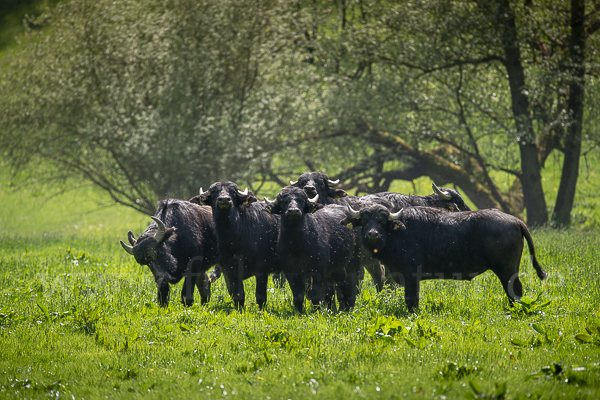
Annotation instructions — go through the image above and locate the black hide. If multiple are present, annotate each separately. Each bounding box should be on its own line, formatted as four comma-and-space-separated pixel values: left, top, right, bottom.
343, 205, 548, 311
266, 187, 357, 312
291, 172, 472, 291
191, 181, 280, 310
121, 199, 218, 307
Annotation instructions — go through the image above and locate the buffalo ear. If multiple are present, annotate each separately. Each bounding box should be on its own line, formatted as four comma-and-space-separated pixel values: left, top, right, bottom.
237, 190, 256, 206
265, 203, 281, 215
331, 188, 348, 200
340, 217, 360, 228
308, 202, 324, 214
163, 227, 177, 241
189, 195, 202, 205
390, 220, 406, 231
191, 193, 211, 205
245, 194, 258, 205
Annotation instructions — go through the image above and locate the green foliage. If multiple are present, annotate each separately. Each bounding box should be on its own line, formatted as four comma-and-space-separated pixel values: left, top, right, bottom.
575, 325, 600, 345
366, 315, 407, 339
507, 292, 552, 317
511, 323, 563, 349
468, 380, 507, 400
264, 328, 298, 351
438, 362, 478, 380
1, 0, 599, 226
0, 0, 300, 212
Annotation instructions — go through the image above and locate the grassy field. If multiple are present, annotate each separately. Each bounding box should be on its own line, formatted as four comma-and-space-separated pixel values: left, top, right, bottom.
1, 164, 600, 399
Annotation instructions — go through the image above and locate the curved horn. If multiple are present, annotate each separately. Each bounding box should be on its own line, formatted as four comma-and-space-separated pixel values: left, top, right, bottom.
432, 182, 452, 201
388, 208, 404, 221
120, 240, 134, 255
346, 204, 361, 219
127, 231, 137, 246
237, 187, 249, 196
290, 180, 298, 186
264, 196, 279, 206
327, 178, 340, 185
308, 194, 319, 204
199, 187, 206, 195
151, 216, 166, 243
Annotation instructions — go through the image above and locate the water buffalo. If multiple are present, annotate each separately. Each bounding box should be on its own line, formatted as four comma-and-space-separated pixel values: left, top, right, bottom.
290, 172, 385, 291
190, 181, 280, 310
369, 182, 471, 212
264, 187, 357, 312
120, 199, 218, 307
291, 172, 472, 290
290, 171, 471, 212
341, 204, 548, 311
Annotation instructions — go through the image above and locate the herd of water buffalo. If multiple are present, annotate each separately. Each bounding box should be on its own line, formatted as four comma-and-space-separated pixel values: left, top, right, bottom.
120, 172, 548, 312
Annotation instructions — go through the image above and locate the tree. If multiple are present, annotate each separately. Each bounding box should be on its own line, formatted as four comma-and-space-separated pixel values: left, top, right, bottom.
0, 0, 291, 213
274, 0, 600, 226
1, 0, 598, 227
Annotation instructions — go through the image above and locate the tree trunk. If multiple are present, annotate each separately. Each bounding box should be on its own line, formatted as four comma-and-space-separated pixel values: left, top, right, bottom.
496, 0, 548, 226
552, 0, 586, 227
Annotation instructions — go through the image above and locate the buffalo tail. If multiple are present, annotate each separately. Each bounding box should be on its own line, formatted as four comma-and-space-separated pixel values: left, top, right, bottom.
520, 222, 548, 280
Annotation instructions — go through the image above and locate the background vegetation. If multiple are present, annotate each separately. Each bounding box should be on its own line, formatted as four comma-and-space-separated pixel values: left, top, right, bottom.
1, 0, 599, 226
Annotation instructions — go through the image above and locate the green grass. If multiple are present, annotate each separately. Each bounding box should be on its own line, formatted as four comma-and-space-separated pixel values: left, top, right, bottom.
1, 164, 600, 399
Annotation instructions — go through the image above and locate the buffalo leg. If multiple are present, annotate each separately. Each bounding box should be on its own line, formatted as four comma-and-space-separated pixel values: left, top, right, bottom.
222, 269, 234, 297
196, 272, 211, 305
363, 255, 385, 292
222, 261, 245, 310
325, 282, 337, 312
404, 274, 420, 312
345, 250, 362, 308
181, 277, 195, 307
332, 268, 351, 311
228, 275, 245, 310
309, 271, 325, 308
181, 263, 201, 307
497, 271, 523, 304
255, 273, 269, 310
157, 283, 170, 307
287, 274, 306, 313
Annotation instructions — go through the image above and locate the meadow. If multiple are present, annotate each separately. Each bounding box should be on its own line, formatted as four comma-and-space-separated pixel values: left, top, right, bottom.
1, 163, 599, 400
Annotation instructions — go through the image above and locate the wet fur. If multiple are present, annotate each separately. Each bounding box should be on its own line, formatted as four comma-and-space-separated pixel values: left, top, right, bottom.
345, 205, 548, 311
126, 199, 218, 307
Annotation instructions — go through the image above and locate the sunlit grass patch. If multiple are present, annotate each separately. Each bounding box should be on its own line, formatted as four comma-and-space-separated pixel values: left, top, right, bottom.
1, 164, 600, 399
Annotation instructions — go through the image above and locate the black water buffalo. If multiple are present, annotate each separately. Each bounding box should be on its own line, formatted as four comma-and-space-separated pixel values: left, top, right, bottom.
341, 204, 548, 311
290, 171, 471, 212
190, 181, 280, 310
290, 172, 386, 291
290, 172, 472, 290
120, 199, 218, 307
264, 187, 357, 312
289, 171, 348, 204
368, 183, 471, 212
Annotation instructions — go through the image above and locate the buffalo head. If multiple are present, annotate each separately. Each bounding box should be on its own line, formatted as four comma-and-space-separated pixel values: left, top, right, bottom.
264, 187, 323, 224
290, 172, 347, 204
120, 216, 179, 306
341, 203, 405, 253
431, 183, 472, 212
190, 181, 257, 215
